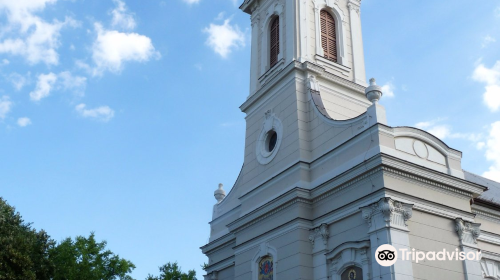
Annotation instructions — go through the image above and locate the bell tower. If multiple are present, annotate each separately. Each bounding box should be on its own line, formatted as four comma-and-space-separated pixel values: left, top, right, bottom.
243, 0, 367, 96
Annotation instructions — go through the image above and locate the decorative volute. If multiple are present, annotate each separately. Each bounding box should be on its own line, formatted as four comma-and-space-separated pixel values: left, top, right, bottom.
214, 183, 226, 204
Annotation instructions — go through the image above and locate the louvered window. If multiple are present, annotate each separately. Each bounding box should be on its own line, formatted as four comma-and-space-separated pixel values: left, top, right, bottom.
270, 17, 280, 68
320, 10, 337, 62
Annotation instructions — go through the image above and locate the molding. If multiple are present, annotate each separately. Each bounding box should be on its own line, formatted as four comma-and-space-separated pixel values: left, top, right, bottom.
204, 256, 235, 275
326, 240, 370, 260
258, 58, 285, 87
478, 230, 500, 247
227, 188, 312, 233
326, 240, 371, 280
255, 110, 283, 165
472, 204, 500, 224
303, 61, 366, 94
201, 233, 235, 254
233, 218, 312, 255
382, 166, 473, 200
385, 189, 476, 222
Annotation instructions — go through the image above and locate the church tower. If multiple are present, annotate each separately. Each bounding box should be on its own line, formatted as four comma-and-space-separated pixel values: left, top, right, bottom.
201, 1, 500, 280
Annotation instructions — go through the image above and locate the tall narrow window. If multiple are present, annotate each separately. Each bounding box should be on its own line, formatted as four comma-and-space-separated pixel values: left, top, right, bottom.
270, 17, 280, 68
320, 10, 337, 62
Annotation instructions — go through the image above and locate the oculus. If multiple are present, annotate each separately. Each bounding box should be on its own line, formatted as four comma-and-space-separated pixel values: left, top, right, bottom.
256, 111, 283, 165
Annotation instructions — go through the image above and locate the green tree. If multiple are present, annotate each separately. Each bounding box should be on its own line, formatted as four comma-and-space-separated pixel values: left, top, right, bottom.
50, 232, 136, 280
0, 197, 55, 280
146, 262, 196, 280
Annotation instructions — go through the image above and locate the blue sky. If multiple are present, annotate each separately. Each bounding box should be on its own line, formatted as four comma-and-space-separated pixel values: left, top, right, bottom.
0, 0, 499, 279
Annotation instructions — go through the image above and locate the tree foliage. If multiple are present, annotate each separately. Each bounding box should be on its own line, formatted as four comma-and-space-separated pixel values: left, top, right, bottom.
0, 197, 55, 280
0, 197, 135, 280
145, 262, 196, 280
50, 233, 136, 280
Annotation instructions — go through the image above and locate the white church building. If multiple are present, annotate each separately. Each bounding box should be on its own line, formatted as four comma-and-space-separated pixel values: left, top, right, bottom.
201, 0, 500, 279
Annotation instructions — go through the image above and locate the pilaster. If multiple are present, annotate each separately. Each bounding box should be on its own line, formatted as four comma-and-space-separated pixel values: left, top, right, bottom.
250, 6, 260, 95
360, 197, 414, 280
309, 224, 330, 280
347, 0, 366, 86
455, 218, 482, 280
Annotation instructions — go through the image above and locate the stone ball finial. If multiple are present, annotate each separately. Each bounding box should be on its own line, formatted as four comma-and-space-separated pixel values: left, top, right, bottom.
365, 78, 383, 104
214, 183, 226, 204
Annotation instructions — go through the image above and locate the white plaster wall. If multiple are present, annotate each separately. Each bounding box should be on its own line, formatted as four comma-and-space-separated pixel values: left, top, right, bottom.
407, 211, 466, 280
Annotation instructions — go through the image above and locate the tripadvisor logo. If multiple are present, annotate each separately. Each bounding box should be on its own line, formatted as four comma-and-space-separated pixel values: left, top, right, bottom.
375, 244, 482, 266
375, 244, 398, 266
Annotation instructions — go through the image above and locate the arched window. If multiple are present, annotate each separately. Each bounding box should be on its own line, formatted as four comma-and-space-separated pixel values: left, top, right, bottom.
270, 17, 280, 68
320, 10, 337, 62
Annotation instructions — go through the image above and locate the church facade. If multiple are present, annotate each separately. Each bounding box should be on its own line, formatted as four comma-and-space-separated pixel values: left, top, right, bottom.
201, 0, 500, 279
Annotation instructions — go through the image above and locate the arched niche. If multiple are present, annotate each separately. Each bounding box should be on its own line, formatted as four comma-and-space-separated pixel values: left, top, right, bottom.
326, 241, 370, 280
251, 243, 278, 280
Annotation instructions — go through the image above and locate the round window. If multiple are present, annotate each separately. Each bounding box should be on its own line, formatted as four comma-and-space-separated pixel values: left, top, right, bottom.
266, 131, 278, 152
256, 112, 282, 165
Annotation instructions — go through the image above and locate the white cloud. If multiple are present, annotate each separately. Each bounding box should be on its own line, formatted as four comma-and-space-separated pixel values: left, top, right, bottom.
75, 103, 115, 122
477, 142, 486, 150
58, 71, 87, 96
17, 117, 32, 127
0, 96, 12, 120
30, 72, 57, 101
203, 18, 245, 58
381, 82, 395, 98
427, 125, 451, 140
1, 59, 9, 65
482, 35, 496, 48
472, 61, 500, 111
9, 72, 30, 91
110, 0, 136, 30
483, 121, 500, 182
0, 0, 78, 65
91, 23, 159, 75
183, 0, 201, 4
415, 118, 482, 142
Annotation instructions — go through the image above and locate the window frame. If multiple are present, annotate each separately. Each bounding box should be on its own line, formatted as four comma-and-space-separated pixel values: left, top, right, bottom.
313, 5, 346, 66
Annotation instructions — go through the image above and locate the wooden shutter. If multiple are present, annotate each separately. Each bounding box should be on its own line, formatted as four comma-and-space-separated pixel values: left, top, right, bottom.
270, 17, 280, 67
320, 10, 337, 62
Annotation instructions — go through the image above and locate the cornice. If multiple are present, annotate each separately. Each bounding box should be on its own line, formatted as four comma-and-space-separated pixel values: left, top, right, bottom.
478, 231, 500, 247
204, 256, 235, 275
385, 189, 476, 222
302, 61, 366, 95
379, 154, 485, 196
240, 61, 300, 113
472, 204, 500, 224
200, 233, 235, 254
241, 60, 368, 113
